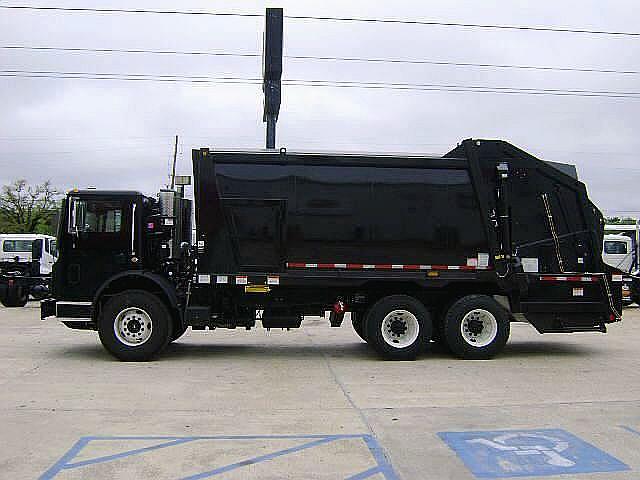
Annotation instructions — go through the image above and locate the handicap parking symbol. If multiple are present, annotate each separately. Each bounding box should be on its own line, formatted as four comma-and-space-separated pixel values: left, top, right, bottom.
438, 428, 629, 478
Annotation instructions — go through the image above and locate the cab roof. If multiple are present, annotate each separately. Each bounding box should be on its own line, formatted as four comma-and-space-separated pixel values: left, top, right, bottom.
68, 190, 144, 197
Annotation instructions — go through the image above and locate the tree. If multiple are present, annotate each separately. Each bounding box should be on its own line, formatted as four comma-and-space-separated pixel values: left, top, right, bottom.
605, 216, 637, 225
0, 179, 60, 235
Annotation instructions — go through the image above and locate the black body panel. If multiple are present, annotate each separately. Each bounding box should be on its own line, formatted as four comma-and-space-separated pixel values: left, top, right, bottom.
193, 140, 606, 277
194, 150, 488, 273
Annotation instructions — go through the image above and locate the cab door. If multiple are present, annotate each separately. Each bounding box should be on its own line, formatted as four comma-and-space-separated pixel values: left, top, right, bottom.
59, 195, 137, 300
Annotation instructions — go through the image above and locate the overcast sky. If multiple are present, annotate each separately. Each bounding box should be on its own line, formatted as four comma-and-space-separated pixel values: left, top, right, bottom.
1, 0, 639, 217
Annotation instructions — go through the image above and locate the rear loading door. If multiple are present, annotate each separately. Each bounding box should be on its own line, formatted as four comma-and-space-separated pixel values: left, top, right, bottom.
500, 147, 620, 332
509, 167, 597, 274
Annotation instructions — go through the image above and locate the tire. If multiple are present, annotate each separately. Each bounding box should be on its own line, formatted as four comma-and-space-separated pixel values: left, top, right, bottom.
364, 295, 432, 360
98, 290, 173, 361
170, 324, 188, 342
443, 295, 510, 359
1, 286, 29, 307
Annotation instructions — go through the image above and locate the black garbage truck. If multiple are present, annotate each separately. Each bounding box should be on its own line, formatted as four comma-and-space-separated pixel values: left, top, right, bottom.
41, 139, 623, 361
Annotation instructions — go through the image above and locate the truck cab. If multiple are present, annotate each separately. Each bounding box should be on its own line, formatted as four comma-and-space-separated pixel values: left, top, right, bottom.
43, 189, 192, 334
603, 234, 633, 273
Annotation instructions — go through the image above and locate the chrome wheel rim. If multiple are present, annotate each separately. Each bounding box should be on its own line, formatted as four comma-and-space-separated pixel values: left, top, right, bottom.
460, 308, 497, 347
381, 309, 420, 348
114, 307, 153, 347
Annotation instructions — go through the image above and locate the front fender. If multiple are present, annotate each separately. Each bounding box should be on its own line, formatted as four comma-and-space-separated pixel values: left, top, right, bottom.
93, 271, 180, 312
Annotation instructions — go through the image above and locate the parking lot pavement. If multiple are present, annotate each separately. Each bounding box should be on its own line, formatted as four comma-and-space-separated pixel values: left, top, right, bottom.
1, 304, 639, 480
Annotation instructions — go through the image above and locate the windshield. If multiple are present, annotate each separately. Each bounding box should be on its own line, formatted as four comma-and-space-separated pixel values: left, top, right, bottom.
2, 239, 33, 253
604, 241, 628, 254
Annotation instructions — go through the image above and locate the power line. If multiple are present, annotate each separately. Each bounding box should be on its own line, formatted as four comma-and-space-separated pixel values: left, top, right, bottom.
2, 69, 639, 99
0, 5, 637, 37
286, 78, 640, 97
0, 69, 261, 81
285, 14, 640, 37
0, 5, 261, 18
1, 45, 261, 58
286, 54, 640, 76
3, 45, 638, 76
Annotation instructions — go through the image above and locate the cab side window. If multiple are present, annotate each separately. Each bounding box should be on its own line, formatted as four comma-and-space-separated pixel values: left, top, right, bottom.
80, 201, 122, 233
68, 197, 129, 251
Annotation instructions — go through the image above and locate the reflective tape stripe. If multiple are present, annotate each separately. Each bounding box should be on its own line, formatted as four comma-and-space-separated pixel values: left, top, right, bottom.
285, 262, 491, 271
539, 275, 599, 282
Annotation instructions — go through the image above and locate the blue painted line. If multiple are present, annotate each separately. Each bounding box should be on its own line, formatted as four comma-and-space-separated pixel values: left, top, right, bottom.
39, 437, 91, 480
63, 438, 197, 469
345, 466, 383, 480
84, 434, 365, 441
179, 435, 341, 480
621, 425, 640, 437
362, 434, 399, 480
40, 433, 397, 479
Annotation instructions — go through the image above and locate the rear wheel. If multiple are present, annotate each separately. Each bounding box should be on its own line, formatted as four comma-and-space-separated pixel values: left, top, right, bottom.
364, 295, 431, 360
443, 295, 510, 359
98, 290, 172, 361
0, 286, 29, 307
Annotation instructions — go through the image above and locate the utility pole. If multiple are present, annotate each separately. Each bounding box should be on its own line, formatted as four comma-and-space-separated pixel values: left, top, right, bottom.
170, 134, 178, 189
263, 8, 283, 149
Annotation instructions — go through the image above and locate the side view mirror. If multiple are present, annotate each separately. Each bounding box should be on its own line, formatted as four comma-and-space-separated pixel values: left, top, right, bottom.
68, 197, 87, 239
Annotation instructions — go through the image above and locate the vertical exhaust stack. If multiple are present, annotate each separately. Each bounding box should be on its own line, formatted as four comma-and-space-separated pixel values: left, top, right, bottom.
159, 189, 176, 220
158, 189, 177, 258
160, 177, 193, 259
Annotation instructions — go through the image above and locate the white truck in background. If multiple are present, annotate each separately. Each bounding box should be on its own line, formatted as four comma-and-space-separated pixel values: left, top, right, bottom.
603, 223, 640, 306
603, 234, 634, 273
0, 234, 57, 306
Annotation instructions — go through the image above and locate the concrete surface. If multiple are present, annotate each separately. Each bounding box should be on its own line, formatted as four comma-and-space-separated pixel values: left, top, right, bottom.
1, 303, 639, 479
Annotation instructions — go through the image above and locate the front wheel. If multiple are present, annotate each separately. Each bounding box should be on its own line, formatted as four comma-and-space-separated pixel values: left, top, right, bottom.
364, 295, 432, 360
443, 295, 510, 359
98, 290, 172, 361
